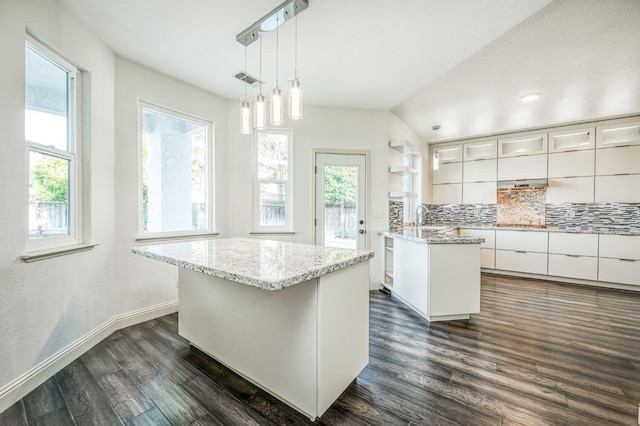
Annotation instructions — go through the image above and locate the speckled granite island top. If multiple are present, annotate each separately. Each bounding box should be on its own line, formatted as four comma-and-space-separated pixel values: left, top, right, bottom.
132, 237, 374, 291
380, 228, 483, 244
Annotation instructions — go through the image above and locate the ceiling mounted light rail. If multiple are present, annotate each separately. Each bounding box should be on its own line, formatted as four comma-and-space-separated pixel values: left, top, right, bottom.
236, 0, 309, 46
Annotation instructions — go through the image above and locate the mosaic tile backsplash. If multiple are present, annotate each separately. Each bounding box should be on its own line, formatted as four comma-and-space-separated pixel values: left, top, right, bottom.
389, 200, 403, 231
496, 189, 546, 227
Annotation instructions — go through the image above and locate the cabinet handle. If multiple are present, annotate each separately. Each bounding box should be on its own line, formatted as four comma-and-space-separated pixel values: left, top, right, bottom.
565, 254, 580, 258
619, 258, 637, 262
515, 250, 527, 254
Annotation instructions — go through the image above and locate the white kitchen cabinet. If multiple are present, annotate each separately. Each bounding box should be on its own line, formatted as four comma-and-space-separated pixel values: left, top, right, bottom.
548, 254, 598, 281
481, 249, 495, 269
496, 230, 548, 253
432, 184, 462, 204
546, 177, 594, 203
595, 146, 640, 175
464, 140, 497, 161
548, 150, 595, 178
548, 232, 598, 257
596, 121, 640, 148
432, 161, 462, 184
495, 250, 548, 274
599, 258, 640, 286
463, 182, 497, 204
459, 228, 496, 248
548, 127, 595, 152
498, 133, 548, 158
599, 234, 640, 260
433, 144, 462, 163
463, 159, 497, 182
498, 154, 547, 180
594, 175, 640, 202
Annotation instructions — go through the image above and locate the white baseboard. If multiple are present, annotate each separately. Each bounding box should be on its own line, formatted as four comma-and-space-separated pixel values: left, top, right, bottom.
0, 300, 178, 413
369, 282, 382, 291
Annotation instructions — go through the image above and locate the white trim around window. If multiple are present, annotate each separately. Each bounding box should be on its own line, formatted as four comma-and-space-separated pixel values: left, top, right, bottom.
252, 129, 294, 233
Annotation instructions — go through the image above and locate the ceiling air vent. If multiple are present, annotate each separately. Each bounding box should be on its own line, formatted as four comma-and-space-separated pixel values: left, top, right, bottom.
233, 71, 264, 88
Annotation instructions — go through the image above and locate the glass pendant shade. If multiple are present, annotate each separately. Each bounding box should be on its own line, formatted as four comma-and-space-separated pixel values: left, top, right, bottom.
288, 78, 303, 120
433, 151, 440, 170
270, 87, 284, 126
254, 94, 266, 130
240, 99, 251, 134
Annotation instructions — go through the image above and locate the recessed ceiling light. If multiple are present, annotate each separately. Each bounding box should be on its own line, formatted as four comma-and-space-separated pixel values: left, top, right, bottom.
521, 93, 540, 102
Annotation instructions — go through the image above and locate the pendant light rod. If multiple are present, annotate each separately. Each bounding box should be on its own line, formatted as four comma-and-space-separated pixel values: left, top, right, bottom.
236, 0, 308, 46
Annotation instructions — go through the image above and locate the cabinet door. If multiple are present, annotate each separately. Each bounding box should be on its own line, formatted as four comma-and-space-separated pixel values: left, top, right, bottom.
548, 232, 598, 257
432, 162, 462, 184
548, 150, 594, 178
495, 230, 548, 252
595, 146, 640, 175
495, 250, 548, 274
481, 248, 495, 269
463, 159, 497, 182
432, 184, 462, 204
464, 140, 497, 161
498, 154, 547, 180
548, 127, 595, 152
548, 254, 597, 281
434, 144, 462, 163
594, 175, 640, 202
498, 134, 548, 158
463, 182, 496, 204
598, 258, 640, 286
459, 228, 496, 249
546, 177, 594, 203
596, 121, 640, 148
599, 234, 640, 260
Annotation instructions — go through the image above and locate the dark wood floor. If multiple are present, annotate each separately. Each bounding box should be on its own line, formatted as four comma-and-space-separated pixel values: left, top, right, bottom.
2, 274, 640, 425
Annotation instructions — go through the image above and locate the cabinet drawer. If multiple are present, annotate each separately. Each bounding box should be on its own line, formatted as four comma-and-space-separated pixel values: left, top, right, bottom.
498, 154, 547, 180
548, 232, 598, 257
598, 258, 640, 286
464, 140, 497, 161
463, 159, 497, 182
433, 162, 462, 184
498, 134, 548, 158
432, 184, 462, 204
434, 144, 462, 163
548, 254, 597, 281
546, 177, 594, 203
459, 229, 496, 249
548, 150, 595, 178
463, 182, 497, 204
481, 248, 495, 269
596, 121, 640, 148
495, 250, 547, 274
595, 146, 640, 175
548, 127, 595, 152
599, 234, 640, 260
496, 230, 548, 252
594, 175, 640, 202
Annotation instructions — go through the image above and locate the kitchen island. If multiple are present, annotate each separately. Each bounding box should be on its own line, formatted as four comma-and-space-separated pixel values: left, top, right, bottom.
132, 238, 374, 420
381, 227, 482, 322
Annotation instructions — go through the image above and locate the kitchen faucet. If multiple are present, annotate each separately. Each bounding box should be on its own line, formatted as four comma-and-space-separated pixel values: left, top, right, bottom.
415, 204, 429, 226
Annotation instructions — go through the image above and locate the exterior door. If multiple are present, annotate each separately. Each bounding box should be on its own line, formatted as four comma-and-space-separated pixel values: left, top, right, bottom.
315, 153, 367, 250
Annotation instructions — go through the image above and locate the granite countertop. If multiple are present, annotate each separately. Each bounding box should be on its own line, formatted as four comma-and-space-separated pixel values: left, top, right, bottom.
132, 237, 374, 291
455, 224, 640, 236
380, 228, 483, 244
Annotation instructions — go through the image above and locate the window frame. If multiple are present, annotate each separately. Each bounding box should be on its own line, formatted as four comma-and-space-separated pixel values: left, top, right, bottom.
25, 37, 82, 252
252, 128, 294, 233
137, 101, 215, 240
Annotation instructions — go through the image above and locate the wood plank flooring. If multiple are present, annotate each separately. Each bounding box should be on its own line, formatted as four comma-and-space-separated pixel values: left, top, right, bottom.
2, 274, 640, 425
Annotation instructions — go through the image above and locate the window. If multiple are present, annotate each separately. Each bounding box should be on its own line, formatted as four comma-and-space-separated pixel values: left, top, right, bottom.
25, 39, 80, 249
253, 129, 293, 232
139, 102, 214, 238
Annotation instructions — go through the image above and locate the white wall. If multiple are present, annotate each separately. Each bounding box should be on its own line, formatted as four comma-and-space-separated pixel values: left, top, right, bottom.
227, 104, 389, 283
113, 57, 230, 312
0, 0, 116, 398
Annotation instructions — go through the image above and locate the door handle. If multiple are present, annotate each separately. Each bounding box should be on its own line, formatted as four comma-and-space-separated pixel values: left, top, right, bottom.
359, 220, 364, 225
359, 229, 365, 234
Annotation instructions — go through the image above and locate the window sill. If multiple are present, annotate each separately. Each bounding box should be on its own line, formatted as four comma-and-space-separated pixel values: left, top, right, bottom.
249, 231, 296, 235
22, 243, 99, 263
136, 232, 219, 244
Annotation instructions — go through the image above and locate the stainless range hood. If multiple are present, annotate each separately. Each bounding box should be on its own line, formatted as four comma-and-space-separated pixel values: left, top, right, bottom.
497, 179, 549, 190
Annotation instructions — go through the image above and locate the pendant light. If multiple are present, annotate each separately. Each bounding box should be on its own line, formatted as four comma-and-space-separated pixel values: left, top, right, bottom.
240, 46, 252, 134
432, 125, 441, 170
288, 14, 303, 120
254, 36, 266, 130
270, 14, 284, 126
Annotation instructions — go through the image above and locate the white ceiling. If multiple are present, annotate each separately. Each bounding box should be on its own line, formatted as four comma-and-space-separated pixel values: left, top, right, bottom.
59, 0, 640, 142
